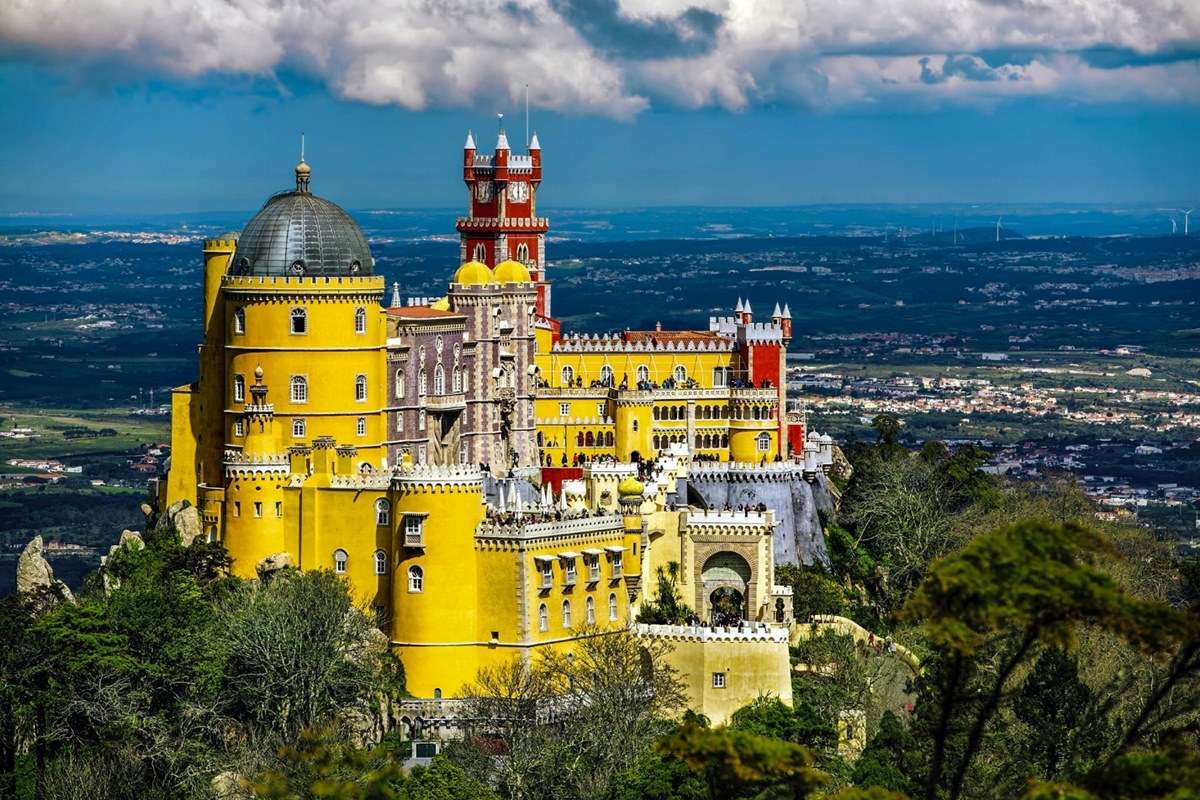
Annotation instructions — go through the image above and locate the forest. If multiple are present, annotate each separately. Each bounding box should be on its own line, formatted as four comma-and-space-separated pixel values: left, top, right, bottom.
0, 415, 1196, 800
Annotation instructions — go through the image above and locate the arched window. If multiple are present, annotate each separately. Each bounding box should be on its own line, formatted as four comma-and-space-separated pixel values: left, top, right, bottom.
673, 365, 687, 383
374, 549, 388, 575
561, 600, 572, 628
538, 603, 549, 632
292, 418, 306, 438
561, 365, 574, 386
516, 243, 530, 263
721, 433, 729, 448
375, 499, 390, 526
232, 307, 245, 335
290, 376, 308, 403
636, 364, 649, 383
354, 306, 366, 334
333, 549, 348, 574
653, 435, 660, 449
355, 374, 367, 402
608, 592, 618, 621
356, 417, 366, 436
694, 433, 702, 449
395, 368, 404, 398
585, 431, 595, 447
757, 432, 772, 452
233, 374, 245, 403
408, 565, 423, 592
604, 431, 613, 447
586, 596, 595, 624
452, 367, 462, 393
434, 364, 445, 395
600, 364, 614, 385
290, 307, 307, 335
419, 368, 427, 396
669, 406, 678, 421
473, 243, 486, 262
577, 431, 585, 447
713, 366, 727, 387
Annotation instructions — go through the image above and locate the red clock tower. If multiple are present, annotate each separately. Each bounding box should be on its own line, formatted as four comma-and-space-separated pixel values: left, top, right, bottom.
459, 126, 552, 316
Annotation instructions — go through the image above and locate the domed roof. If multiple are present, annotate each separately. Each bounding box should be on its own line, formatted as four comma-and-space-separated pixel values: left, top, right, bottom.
494, 259, 532, 283
453, 260, 493, 286
618, 475, 645, 498
230, 161, 372, 278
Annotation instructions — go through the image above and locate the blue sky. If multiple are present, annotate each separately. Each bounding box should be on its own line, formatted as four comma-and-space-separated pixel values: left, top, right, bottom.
1, 0, 1197, 214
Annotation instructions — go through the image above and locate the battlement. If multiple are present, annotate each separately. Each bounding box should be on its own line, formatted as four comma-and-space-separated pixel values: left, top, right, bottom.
632, 622, 790, 643
329, 472, 391, 490
584, 463, 637, 478
689, 461, 803, 482
742, 322, 784, 344
392, 464, 485, 490
223, 450, 289, 477
221, 274, 386, 292
686, 508, 776, 528
552, 332, 734, 353
534, 415, 613, 426
456, 216, 550, 230
477, 513, 624, 541
204, 238, 238, 250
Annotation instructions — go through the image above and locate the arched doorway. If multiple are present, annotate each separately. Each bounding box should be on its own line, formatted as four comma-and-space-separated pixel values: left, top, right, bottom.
701, 551, 752, 625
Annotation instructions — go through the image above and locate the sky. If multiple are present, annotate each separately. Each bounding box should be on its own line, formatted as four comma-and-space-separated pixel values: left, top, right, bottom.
1, 0, 1198, 215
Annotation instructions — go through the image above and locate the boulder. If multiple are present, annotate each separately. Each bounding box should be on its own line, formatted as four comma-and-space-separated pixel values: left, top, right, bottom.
256, 552, 293, 579
155, 499, 186, 533
210, 771, 251, 800
174, 505, 203, 546
16, 536, 75, 609
830, 444, 853, 485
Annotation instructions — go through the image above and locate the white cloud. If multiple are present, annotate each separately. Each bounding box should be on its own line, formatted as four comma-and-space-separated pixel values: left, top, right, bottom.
0, 0, 1197, 117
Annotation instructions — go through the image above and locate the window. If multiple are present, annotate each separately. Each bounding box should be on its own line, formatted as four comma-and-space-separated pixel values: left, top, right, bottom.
673, 365, 687, 383
600, 364, 613, 385
394, 368, 405, 398
233, 501, 240, 517
586, 596, 595, 624
292, 418, 306, 438
333, 549, 348, 573
408, 565, 423, 592
610, 553, 623, 577
713, 366, 727, 387
355, 374, 367, 402
290, 307, 307, 335
632, 420, 639, 432
418, 409, 426, 431
290, 376, 308, 403
434, 364, 445, 395
516, 242, 529, 263
356, 417, 366, 437
757, 432, 772, 452
564, 558, 577, 585
712, 672, 726, 689
452, 367, 462, 393
540, 560, 553, 589
405, 515, 423, 543
253, 501, 262, 518
374, 549, 387, 575
419, 368, 427, 396
587, 557, 600, 583
593, 402, 604, 419
275, 501, 283, 518
232, 307, 245, 335
608, 593, 618, 621
233, 420, 244, 437
559, 402, 570, 417
233, 374, 245, 402
538, 603, 549, 631
473, 243, 486, 262
560, 365, 573, 386
354, 306, 366, 334
636, 364, 649, 383
561, 600, 572, 629
375, 499, 390, 526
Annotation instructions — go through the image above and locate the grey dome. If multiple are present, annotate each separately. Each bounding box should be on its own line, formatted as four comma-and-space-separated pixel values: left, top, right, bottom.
231, 174, 372, 277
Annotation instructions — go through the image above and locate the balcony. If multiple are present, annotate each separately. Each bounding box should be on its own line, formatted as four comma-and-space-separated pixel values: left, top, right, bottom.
425, 392, 466, 411
404, 531, 425, 547
540, 572, 553, 590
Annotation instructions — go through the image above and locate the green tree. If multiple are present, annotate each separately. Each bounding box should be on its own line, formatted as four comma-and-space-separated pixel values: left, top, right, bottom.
1013, 649, 1106, 781
850, 711, 921, 796
729, 697, 836, 754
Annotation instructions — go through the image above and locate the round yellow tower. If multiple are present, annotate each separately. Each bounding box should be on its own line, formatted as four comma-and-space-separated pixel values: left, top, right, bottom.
614, 395, 653, 461
223, 366, 289, 576
389, 466, 487, 697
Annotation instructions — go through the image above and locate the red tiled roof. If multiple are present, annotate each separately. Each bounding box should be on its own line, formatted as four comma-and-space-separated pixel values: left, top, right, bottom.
386, 306, 463, 319
622, 330, 721, 345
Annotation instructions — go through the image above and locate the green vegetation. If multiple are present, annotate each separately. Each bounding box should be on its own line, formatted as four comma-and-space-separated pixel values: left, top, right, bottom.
1, 416, 1197, 799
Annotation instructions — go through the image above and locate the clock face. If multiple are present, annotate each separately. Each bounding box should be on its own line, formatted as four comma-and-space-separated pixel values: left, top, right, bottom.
474, 181, 493, 202
507, 181, 530, 202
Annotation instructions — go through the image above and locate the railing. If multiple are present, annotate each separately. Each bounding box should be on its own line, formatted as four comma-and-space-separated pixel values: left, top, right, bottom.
540, 573, 553, 590
425, 392, 466, 411
404, 531, 425, 547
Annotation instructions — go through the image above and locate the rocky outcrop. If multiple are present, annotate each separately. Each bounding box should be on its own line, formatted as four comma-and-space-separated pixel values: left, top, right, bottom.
100, 530, 145, 593
255, 552, 293, 580
174, 505, 203, 546
210, 771, 251, 800
16, 536, 75, 609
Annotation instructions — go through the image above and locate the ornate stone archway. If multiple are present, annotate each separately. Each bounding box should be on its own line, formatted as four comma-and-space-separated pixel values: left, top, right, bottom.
699, 551, 752, 623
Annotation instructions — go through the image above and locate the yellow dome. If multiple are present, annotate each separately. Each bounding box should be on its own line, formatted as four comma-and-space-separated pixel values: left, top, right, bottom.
494, 259, 532, 283
430, 295, 450, 311
618, 475, 645, 498
453, 260, 493, 286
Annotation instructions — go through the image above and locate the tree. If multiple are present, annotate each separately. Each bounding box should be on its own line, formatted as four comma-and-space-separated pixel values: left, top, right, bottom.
637, 562, 694, 625
730, 697, 836, 754
1012, 649, 1106, 781
850, 711, 921, 796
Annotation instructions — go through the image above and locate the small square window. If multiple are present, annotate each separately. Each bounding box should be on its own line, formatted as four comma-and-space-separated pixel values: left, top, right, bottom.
596, 402, 606, 418
559, 402, 570, 417
712, 672, 726, 689
275, 501, 283, 518
233, 420, 244, 437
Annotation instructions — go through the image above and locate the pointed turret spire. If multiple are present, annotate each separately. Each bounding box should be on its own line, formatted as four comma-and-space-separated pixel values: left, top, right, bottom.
295, 132, 311, 193
529, 131, 541, 150
464, 130, 476, 149
496, 113, 510, 150
772, 302, 782, 319
391, 282, 402, 308
735, 297, 744, 313
782, 303, 792, 319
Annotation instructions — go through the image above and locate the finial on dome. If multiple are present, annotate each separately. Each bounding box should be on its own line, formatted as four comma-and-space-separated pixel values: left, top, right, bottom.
295, 132, 311, 193
496, 113, 510, 150
254, 364, 264, 382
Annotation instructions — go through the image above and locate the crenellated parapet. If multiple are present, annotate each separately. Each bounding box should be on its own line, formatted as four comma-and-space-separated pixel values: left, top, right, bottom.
632, 622, 790, 643
392, 464, 485, 493
223, 449, 289, 478
476, 513, 624, 543
685, 508, 776, 532
552, 332, 734, 353
221, 274, 385, 301
689, 461, 803, 483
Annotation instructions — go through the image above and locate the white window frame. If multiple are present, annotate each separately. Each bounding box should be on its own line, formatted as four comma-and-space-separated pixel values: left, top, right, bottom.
757, 432, 772, 452
408, 565, 423, 592
586, 596, 595, 624
452, 366, 462, 393
333, 549, 348, 573
354, 306, 367, 334
356, 417, 366, 437
232, 307, 245, 335
290, 307, 307, 335
233, 419, 245, 438
713, 366, 727, 388
561, 600, 572, 629
434, 364, 445, 395
419, 368, 427, 396
292, 418, 306, 438
538, 603, 549, 632
375, 499, 390, 526
233, 374, 245, 403
564, 559, 577, 585
404, 515, 423, 541
418, 409, 426, 431
636, 364, 649, 383
673, 365, 687, 383
596, 402, 606, 418
559, 402, 570, 417
560, 365, 573, 386
355, 374, 367, 402
608, 592, 618, 621
374, 549, 387, 575
600, 364, 613, 385
540, 561, 553, 589
290, 375, 308, 404
712, 672, 726, 689
395, 368, 405, 399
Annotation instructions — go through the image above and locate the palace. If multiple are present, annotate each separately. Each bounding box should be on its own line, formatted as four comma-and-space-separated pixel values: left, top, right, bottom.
159, 128, 837, 721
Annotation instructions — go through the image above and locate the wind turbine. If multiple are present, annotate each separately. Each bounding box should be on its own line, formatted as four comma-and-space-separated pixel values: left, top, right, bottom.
995, 217, 1002, 243
1159, 208, 1183, 235
1185, 209, 1194, 236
